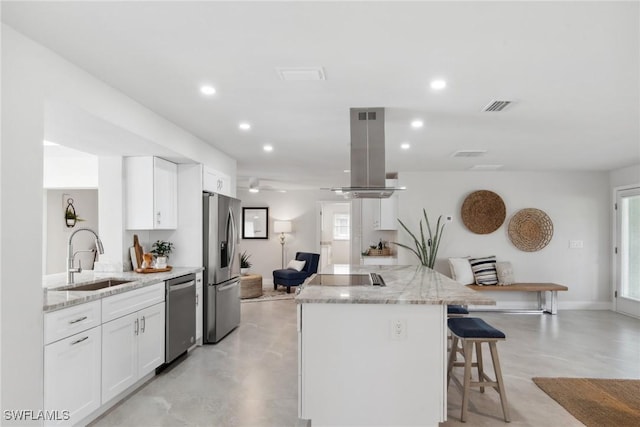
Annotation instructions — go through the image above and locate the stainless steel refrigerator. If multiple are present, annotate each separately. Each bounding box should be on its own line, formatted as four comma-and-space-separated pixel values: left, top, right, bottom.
202, 192, 241, 344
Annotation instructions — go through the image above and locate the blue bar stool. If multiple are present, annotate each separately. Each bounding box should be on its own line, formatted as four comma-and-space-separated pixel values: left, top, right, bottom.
447, 305, 469, 317
447, 317, 510, 423
447, 305, 469, 358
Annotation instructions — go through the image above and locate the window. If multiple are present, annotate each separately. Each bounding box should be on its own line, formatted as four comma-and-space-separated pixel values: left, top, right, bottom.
333, 213, 350, 240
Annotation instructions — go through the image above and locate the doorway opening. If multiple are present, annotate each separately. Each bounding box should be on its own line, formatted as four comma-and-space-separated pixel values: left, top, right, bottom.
615, 186, 640, 318
318, 202, 351, 270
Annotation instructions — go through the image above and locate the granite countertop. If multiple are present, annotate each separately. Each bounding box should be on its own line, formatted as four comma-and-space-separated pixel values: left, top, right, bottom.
295, 264, 495, 306
43, 267, 204, 312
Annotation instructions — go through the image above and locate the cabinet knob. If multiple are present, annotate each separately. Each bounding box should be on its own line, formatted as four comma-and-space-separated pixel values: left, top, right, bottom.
156, 212, 162, 225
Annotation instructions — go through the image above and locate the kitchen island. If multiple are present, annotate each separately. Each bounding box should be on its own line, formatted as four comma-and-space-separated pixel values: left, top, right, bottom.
295, 264, 495, 427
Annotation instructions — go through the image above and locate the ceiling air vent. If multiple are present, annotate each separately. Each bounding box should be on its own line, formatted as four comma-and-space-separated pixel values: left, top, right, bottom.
470, 164, 504, 171
483, 100, 511, 112
452, 150, 487, 158
276, 67, 326, 81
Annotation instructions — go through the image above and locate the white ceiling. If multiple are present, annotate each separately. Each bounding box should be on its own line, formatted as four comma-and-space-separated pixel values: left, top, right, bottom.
3, 1, 639, 188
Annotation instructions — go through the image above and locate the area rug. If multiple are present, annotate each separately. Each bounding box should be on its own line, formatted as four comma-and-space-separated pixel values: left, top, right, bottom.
241, 287, 295, 303
532, 377, 640, 427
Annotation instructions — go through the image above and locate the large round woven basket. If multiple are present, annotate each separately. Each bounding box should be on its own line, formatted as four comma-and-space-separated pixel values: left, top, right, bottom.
508, 208, 553, 252
461, 190, 506, 234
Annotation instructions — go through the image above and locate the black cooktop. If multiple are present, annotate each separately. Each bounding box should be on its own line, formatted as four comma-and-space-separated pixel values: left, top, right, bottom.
307, 274, 371, 286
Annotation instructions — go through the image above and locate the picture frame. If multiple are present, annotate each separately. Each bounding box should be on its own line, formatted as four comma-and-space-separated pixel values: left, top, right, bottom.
242, 207, 269, 239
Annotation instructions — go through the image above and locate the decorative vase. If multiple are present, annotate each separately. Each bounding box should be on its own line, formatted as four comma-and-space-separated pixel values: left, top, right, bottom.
241, 268, 249, 275
155, 256, 168, 268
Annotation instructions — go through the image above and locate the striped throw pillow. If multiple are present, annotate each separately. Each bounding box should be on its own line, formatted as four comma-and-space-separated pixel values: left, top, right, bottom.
469, 256, 498, 286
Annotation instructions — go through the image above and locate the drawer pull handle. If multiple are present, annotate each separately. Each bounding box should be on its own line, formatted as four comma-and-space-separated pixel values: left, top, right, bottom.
71, 336, 89, 345
135, 318, 139, 335
141, 316, 146, 333
68, 316, 88, 324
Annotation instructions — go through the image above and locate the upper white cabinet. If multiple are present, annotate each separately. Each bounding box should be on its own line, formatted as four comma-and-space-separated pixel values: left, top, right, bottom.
364, 179, 399, 231
203, 166, 232, 197
125, 157, 178, 230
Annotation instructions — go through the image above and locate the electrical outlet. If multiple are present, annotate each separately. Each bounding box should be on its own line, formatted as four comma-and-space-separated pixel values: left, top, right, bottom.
390, 319, 407, 340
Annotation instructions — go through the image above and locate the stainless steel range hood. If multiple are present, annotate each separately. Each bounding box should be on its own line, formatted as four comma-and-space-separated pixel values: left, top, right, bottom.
331, 107, 405, 198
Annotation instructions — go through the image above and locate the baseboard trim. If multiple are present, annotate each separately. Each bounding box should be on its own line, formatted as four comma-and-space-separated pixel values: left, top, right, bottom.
468, 301, 611, 311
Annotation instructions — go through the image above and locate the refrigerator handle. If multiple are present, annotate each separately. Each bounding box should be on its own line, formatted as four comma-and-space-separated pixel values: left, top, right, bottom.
227, 206, 237, 268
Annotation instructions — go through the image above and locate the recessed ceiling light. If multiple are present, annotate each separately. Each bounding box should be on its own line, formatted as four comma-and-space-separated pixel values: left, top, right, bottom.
430, 79, 447, 90
411, 120, 424, 129
42, 140, 59, 146
239, 122, 251, 131
401, 143, 411, 150
249, 188, 259, 193
200, 85, 216, 95
344, 169, 350, 173
263, 144, 273, 152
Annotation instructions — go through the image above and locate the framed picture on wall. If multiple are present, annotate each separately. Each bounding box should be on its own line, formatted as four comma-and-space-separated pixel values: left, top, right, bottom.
242, 207, 269, 239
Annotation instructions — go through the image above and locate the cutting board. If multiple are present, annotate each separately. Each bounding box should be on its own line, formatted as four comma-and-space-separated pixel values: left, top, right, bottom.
133, 234, 144, 269
135, 266, 173, 274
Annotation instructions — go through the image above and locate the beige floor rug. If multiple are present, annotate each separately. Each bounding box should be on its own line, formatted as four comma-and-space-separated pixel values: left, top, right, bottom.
533, 377, 640, 427
241, 287, 295, 303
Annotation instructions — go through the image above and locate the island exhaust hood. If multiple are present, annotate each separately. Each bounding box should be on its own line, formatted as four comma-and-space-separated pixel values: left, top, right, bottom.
330, 107, 405, 198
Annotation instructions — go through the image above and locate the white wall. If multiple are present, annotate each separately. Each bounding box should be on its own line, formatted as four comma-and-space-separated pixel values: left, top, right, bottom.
45, 189, 99, 274
1, 24, 45, 422
397, 171, 611, 309
43, 145, 99, 188
610, 163, 640, 188
236, 189, 344, 284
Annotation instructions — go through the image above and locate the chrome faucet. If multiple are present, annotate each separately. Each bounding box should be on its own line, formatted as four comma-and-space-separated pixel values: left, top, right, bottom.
67, 228, 105, 284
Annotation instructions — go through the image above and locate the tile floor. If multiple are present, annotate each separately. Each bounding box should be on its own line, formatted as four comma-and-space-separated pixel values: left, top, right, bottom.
91, 301, 639, 426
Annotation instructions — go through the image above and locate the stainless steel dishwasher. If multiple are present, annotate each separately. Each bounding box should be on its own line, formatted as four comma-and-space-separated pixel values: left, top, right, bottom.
165, 273, 196, 364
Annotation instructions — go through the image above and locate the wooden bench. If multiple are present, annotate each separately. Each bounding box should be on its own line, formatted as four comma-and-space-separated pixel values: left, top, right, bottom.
465, 283, 568, 314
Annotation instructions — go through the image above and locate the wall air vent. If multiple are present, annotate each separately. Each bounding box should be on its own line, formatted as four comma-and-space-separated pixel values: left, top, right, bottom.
452, 150, 487, 158
483, 100, 512, 112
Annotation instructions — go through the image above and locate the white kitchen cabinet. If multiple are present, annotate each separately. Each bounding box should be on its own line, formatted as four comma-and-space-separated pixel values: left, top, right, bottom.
136, 302, 166, 377
125, 156, 178, 230
101, 283, 166, 403
195, 272, 203, 344
101, 312, 138, 402
101, 304, 165, 403
44, 326, 101, 426
362, 256, 397, 266
362, 179, 399, 231
203, 165, 232, 197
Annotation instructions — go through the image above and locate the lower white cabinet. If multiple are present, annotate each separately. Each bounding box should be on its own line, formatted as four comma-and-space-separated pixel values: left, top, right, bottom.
102, 302, 165, 403
362, 256, 397, 266
195, 272, 203, 343
44, 326, 101, 426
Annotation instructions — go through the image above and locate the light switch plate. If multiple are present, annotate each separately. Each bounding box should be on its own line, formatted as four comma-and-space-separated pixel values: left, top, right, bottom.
569, 240, 584, 249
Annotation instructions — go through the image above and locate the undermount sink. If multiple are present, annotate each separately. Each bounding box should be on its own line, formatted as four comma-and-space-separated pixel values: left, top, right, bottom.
64, 279, 132, 291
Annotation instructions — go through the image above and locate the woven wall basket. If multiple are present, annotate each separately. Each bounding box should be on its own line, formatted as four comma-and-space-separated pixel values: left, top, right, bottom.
461, 190, 506, 234
508, 208, 554, 252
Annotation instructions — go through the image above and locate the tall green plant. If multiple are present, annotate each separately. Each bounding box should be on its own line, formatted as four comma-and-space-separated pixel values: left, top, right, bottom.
392, 209, 446, 269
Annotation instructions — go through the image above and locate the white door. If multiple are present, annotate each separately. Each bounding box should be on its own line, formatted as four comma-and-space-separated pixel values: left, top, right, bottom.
44, 327, 101, 426
137, 303, 166, 377
615, 187, 640, 318
102, 312, 138, 403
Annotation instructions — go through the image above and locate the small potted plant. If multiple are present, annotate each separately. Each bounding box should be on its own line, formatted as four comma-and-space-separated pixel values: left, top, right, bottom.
239, 250, 252, 275
151, 240, 174, 268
